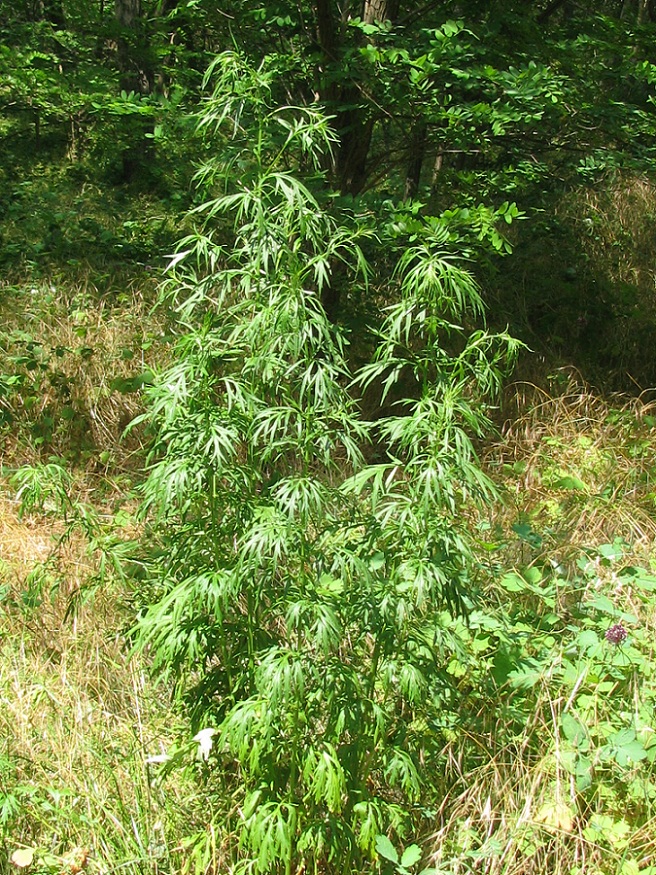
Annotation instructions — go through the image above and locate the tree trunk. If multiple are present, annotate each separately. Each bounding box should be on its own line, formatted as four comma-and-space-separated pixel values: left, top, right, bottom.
335, 0, 400, 193
314, 0, 400, 196
115, 0, 151, 94
404, 123, 427, 201
363, 0, 399, 24
42, 0, 65, 26
114, 0, 154, 182
537, 0, 571, 24
315, 0, 400, 317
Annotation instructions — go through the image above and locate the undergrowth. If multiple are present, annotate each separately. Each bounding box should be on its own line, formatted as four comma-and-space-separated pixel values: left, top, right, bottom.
492, 378, 656, 548
0, 480, 202, 875
2, 61, 656, 875
3, 359, 656, 875
0, 270, 169, 469
428, 378, 656, 875
487, 173, 656, 392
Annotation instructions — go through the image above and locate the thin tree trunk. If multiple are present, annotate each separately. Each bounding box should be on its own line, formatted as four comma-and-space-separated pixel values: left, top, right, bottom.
364, 0, 400, 24
115, 0, 151, 94
114, 0, 154, 182
333, 0, 399, 195
404, 123, 427, 201
537, 0, 570, 24
430, 150, 443, 193
42, 0, 65, 26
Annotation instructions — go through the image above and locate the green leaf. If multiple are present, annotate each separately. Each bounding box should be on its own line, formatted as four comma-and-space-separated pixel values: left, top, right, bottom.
511, 523, 542, 547
508, 662, 544, 689
523, 566, 542, 586
317, 574, 343, 597
401, 845, 422, 869
610, 729, 648, 766
598, 542, 624, 561
576, 629, 600, 652
587, 594, 616, 615
369, 552, 386, 571
376, 835, 399, 865
620, 567, 656, 592
561, 713, 589, 750
499, 572, 525, 592
553, 475, 587, 491
575, 755, 593, 791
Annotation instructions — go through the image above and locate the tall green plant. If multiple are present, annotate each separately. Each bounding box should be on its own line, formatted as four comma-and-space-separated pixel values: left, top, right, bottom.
136, 52, 519, 875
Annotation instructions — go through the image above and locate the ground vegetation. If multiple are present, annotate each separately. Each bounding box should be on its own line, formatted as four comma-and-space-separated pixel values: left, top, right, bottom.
3, 2, 656, 875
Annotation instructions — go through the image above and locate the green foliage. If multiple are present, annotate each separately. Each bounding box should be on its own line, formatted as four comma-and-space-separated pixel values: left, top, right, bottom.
5, 461, 133, 615
135, 52, 519, 874
486, 538, 656, 869
0, 275, 168, 467
375, 834, 435, 875
7, 4, 656, 875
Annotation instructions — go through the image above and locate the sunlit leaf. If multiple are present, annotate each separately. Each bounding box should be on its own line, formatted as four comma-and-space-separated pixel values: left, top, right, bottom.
11, 848, 35, 868
375, 835, 399, 864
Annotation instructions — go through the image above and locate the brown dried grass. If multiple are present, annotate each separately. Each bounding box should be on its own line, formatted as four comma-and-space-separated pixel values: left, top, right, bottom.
486, 374, 656, 550
0, 477, 198, 873
0, 271, 169, 469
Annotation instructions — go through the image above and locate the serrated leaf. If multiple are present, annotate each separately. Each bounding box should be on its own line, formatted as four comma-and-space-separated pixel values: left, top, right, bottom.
508, 664, 543, 689
561, 713, 589, 750
598, 542, 624, 560
317, 574, 343, 596
615, 740, 647, 766
576, 629, 600, 653
523, 566, 542, 585
499, 572, 525, 592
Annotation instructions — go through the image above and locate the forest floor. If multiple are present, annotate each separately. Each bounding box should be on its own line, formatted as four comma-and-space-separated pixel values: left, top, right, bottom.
3, 264, 656, 875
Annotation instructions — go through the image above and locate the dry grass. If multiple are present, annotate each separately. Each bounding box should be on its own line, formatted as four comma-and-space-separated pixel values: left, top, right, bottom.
487, 374, 656, 550
0, 271, 170, 469
418, 377, 656, 875
4, 267, 656, 874
484, 172, 656, 392
562, 175, 656, 291
0, 478, 200, 875
429, 699, 656, 875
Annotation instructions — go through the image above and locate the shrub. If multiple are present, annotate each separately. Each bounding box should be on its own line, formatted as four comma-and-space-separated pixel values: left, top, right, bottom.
134, 53, 519, 874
